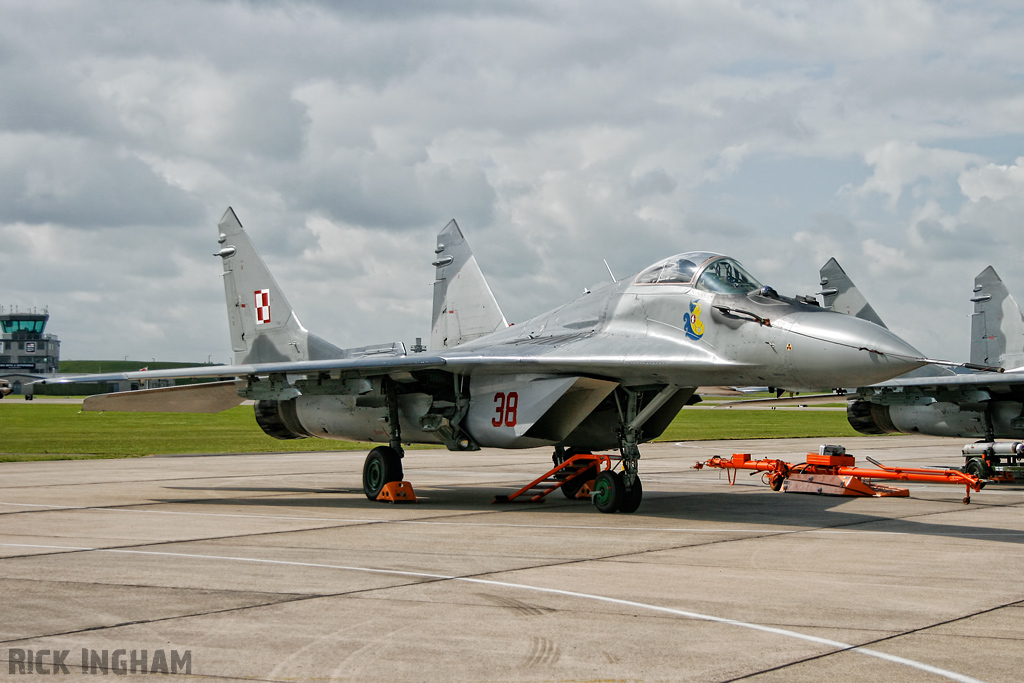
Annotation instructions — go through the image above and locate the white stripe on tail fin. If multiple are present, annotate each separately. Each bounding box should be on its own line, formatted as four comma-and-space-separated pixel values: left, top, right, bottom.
431, 220, 507, 350
216, 207, 344, 364
971, 266, 1024, 371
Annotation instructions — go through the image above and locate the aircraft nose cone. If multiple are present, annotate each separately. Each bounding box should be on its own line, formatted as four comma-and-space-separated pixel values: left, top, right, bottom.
782, 312, 926, 389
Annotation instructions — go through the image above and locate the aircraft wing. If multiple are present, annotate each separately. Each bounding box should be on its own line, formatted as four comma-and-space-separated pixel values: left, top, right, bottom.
714, 367, 1018, 409
39, 345, 740, 391
37, 354, 451, 413
856, 369, 1024, 396
38, 353, 449, 385
713, 392, 847, 408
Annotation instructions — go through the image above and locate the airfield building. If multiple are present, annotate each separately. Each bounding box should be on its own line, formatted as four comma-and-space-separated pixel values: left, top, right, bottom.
0, 308, 61, 394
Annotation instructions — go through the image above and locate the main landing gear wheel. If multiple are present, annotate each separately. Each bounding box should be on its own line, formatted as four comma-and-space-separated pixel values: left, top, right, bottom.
592, 470, 623, 513
617, 475, 643, 513
363, 446, 403, 500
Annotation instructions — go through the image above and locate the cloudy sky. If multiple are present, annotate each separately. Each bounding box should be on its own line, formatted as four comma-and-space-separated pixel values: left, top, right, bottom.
3, 0, 1024, 365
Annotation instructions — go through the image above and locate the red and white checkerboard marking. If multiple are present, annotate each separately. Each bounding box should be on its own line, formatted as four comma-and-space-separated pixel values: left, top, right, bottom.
254, 289, 271, 324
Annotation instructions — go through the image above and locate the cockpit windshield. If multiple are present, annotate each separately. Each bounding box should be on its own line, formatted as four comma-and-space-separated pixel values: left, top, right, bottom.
694, 257, 762, 294
634, 252, 763, 295
634, 251, 720, 285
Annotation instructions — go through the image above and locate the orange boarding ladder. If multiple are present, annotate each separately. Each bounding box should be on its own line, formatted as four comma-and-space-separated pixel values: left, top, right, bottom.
494, 453, 612, 503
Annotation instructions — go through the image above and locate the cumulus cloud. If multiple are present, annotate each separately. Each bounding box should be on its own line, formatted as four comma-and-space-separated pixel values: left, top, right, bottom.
959, 157, 1024, 202
0, 134, 204, 227
845, 141, 984, 208
1, 0, 1023, 363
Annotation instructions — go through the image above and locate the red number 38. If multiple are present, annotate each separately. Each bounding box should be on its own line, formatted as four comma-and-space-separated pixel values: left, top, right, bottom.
492, 391, 519, 427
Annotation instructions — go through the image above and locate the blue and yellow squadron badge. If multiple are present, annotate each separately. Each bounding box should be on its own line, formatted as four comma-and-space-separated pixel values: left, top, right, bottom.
683, 300, 705, 341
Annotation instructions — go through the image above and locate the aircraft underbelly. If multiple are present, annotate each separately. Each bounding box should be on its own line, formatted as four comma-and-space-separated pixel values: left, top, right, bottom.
289, 393, 445, 445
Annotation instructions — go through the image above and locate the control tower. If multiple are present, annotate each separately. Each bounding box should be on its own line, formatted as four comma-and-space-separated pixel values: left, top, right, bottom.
0, 308, 61, 374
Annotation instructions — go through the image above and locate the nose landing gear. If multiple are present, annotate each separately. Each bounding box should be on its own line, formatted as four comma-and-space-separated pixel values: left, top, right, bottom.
592, 470, 643, 514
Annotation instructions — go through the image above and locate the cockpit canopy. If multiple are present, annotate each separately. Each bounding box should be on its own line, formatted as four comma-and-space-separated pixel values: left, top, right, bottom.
634, 252, 763, 295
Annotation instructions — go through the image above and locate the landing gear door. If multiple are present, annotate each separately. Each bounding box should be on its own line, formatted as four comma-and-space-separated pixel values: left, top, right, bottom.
466, 375, 609, 448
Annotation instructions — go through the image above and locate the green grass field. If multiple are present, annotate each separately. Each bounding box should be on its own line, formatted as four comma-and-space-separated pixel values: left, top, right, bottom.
658, 407, 859, 441
0, 400, 861, 462
0, 402, 376, 461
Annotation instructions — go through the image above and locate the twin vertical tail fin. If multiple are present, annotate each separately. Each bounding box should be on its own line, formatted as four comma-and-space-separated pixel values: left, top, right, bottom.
818, 258, 888, 329
216, 208, 343, 364
431, 220, 508, 350
970, 266, 1024, 371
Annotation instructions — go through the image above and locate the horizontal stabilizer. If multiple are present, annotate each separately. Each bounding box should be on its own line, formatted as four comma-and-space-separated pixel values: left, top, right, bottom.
83, 380, 246, 413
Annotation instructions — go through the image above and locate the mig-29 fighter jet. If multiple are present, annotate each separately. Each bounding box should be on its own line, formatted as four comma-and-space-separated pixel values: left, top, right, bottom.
44, 208, 929, 513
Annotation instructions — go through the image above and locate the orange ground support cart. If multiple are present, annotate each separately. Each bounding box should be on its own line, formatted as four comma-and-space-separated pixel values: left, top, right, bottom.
694, 444, 986, 504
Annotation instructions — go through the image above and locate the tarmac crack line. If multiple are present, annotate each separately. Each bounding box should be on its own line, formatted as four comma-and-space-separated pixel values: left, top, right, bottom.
0, 502, 529, 562
0, 594, 309, 647
0, 506, 816, 566
1, 490, 1020, 569
0, 449, 603, 492
0, 501, 640, 566
0, 573, 460, 650
720, 597, 1024, 683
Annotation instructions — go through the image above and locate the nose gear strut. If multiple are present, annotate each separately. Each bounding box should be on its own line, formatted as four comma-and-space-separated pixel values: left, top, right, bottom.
604, 384, 683, 514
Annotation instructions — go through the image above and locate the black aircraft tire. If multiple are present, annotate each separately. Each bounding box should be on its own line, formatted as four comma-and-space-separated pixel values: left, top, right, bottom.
617, 475, 643, 513
561, 465, 597, 499
363, 446, 403, 500
965, 457, 991, 479
592, 470, 623, 513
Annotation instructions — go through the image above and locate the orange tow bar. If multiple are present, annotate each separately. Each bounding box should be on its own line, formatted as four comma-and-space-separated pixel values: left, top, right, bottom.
693, 445, 985, 504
